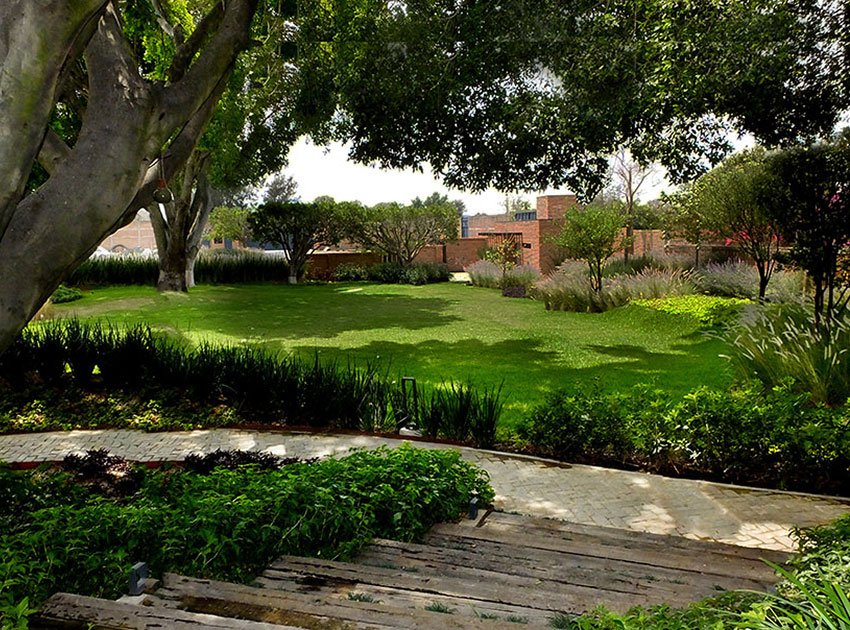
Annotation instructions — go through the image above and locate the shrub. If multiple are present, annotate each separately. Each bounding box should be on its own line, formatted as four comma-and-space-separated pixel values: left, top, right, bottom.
518, 382, 850, 493
332, 263, 369, 281
0, 445, 493, 613
603, 255, 661, 277
183, 449, 312, 474
532, 267, 692, 312
66, 250, 291, 287
726, 306, 850, 406
694, 260, 807, 304
50, 285, 83, 304
0, 322, 501, 442
333, 262, 449, 285
467, 260, 502, 288
501, 264, 540, 289
634, 295, 748, 327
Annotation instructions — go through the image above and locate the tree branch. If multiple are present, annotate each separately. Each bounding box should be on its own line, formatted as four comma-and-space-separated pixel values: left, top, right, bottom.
37, 129, 72, 176
167, 2, 225, 82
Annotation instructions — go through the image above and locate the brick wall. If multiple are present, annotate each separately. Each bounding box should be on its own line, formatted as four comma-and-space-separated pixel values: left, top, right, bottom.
100, 210, 157, 252
415, 238, 487, 271
536, 194, 578, 220
306, 251, 383, 279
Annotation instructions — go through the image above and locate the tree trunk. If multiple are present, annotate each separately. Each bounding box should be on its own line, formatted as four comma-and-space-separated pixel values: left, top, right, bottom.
0, 0, 258, 353
755, 261, 769, 303
186, 250, 199, 289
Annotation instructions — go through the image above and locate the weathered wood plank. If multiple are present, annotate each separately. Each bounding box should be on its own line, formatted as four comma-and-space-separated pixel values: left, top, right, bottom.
160, 573, 537, 629
454, 512, 791, 564
264, 555, 651, 613
358, 538, 772, 599
31, 592, 298, 629
427, 523, 782, 582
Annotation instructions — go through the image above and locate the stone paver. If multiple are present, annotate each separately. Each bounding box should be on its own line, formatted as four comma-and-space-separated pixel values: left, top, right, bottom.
2, 429, 848, 552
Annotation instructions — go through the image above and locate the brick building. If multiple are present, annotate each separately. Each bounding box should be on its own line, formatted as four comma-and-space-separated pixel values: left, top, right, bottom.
459, 194, 578, 273
99, 209, 158, 252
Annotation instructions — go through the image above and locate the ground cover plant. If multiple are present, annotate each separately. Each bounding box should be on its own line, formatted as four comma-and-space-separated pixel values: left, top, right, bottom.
558, 513, 850, 629
49, 282, 732, 425
0, 445, 492, 626
0, 321, 502, 447
516, 382, 850, 494
332, 261, 450, 285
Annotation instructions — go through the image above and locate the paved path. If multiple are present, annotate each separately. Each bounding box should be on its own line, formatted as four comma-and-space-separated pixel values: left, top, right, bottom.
2, 429, 848, 553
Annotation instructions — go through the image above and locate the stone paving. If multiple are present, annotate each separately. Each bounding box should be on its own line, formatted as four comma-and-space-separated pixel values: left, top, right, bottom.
2, 428, 849, 552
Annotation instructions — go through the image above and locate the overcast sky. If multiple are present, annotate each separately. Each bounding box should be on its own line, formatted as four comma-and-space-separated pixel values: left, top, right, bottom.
284, 138, 674, 215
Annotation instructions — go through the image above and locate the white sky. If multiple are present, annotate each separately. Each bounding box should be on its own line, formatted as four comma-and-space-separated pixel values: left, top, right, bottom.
284, 134, 759, 214
284, 139, 659, 215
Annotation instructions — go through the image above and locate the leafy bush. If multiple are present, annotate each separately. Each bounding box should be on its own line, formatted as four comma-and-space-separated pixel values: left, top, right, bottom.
0, 322, 502, 443
727, 306, 850, 405
467, 260, 502, 288
693, 260, 807, 304
61, 450, 144, 498
66, 250, 291, 287
183, 449, 312, 474
332, 263, 370, 281
332, 261, 449, 285
50, 285, 83, 304
518, 383, 850, 493
0, 445, 493, 616
602, 255, 662, 277
634, 295, 748, 327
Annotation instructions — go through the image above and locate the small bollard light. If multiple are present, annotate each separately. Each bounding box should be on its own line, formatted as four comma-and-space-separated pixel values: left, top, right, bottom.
128, 561, 149, 596
468, 496, 479, 520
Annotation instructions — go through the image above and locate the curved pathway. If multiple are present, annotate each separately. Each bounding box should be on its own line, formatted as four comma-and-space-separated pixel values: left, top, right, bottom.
1, 428, 848, 552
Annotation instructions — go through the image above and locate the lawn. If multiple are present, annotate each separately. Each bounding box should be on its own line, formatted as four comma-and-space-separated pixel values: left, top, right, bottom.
53, 282, 733, 425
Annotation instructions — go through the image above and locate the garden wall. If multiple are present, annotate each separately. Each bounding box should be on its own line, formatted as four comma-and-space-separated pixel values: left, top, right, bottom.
306, 251, 383, 279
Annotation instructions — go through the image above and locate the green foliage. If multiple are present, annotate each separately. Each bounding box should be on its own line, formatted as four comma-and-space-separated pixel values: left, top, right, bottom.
726, 306, 850, 406
534, 267, 693, 313
762, 132, 850, 324
552, 204, 630, 293
0, 321, 502, 443
67, 251, 291, 286
684, 148, 780, 299
49, 285, 83, 304
634, 295, 748, 327
501, 265, 541, 290
0, 446, 493, 613
694, 261, 806, 303
206, 206, 252, 244
518, 382, 850, 493
344, 199, 459, 266
248, 199, 342, 281
482, 239, 520, 275
332, 262, 449, 285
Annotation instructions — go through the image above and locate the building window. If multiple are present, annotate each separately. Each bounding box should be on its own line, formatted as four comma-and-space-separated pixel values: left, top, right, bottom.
514, 211, 537, 221
461, 216, 469, 238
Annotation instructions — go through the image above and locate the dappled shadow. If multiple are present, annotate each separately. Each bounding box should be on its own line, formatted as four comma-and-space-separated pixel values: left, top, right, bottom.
287, 335, 732, 422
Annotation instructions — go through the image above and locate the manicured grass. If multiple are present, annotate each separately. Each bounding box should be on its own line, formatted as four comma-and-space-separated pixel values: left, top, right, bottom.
53, 283, 733, 425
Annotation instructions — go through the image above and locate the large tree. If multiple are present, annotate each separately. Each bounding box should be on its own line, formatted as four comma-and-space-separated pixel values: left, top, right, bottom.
686, 148, 780, 301
0, 0, 846, 353
346, 198, 459, 267
0, 0, 264, 350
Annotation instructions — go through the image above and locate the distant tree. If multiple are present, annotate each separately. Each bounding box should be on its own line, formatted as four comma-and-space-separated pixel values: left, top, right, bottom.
762, 134, 850, 327
612, 151, 654, 263
662, 187, 708, 269
248, 199, 342, 284
686, 148, 779, 301
553, 203, 630, 293
502, 195, 533, 219
483, 238, 520, 277
206, 206, 252, 245
265, 174, 299, 205
346, 200, 459, 266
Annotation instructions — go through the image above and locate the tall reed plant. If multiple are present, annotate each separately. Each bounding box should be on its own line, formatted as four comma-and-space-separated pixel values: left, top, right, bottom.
726, 306, 850, 405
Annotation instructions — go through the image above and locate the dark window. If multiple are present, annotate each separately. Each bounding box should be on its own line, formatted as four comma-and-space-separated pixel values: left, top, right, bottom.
515, 211, 537, 221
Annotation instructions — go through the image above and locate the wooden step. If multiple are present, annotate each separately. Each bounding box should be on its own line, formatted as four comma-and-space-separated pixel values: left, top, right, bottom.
426, 515, 786, 583
263, 554, 655, 614
356, 537, 771, 604
458, 512, 791, 563
30, 592, 300, 629
157, 573, 542, 629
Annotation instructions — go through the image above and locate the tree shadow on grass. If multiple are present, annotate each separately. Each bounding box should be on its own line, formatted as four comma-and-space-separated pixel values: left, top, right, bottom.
80, 284, 463, 341
288, 336, 732, 424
